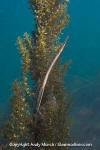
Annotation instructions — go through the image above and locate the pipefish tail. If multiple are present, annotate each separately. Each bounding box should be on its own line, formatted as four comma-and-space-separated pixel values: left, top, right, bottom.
36, 36, 69, 113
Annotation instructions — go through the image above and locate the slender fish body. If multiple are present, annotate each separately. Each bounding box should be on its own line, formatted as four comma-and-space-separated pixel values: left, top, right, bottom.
36, 36, 69, 113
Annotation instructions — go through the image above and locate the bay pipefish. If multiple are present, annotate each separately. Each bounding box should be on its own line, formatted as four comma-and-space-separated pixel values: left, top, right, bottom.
36, 36, 69, 113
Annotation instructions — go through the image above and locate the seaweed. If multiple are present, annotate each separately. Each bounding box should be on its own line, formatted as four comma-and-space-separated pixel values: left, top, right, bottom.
0, 0, 74, 149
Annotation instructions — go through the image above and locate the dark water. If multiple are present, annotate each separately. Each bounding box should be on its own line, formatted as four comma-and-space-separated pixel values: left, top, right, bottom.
0, 0, 100, 149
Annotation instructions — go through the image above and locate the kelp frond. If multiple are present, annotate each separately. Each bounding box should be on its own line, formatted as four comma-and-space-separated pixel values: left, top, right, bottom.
16, 33, 34, 97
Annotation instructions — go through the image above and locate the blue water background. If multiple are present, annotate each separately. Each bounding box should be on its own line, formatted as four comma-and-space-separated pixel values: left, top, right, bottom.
0, 0, 100, 149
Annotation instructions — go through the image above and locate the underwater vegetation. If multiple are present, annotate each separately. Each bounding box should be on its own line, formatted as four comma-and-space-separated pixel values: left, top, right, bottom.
0, 0, 74, 149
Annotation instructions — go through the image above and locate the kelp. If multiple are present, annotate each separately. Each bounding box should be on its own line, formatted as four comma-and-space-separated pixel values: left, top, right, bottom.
0, 0, 74, 149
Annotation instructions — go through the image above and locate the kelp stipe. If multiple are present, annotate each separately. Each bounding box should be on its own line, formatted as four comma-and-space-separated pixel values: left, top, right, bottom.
0, 0, 74, 149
